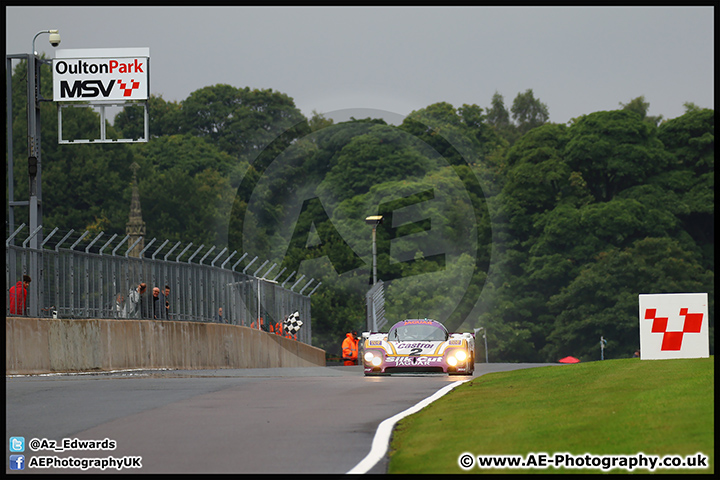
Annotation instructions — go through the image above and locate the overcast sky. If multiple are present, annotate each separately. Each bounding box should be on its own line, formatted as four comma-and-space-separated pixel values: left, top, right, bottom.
6, 6, 714, 125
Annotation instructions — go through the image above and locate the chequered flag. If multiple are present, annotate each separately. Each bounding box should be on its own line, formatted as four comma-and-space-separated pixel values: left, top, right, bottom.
284, 311, 303, 335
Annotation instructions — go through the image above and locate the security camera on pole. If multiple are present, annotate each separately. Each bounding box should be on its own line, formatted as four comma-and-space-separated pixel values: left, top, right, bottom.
6, 29, 60, 317
28, 30, 61, 250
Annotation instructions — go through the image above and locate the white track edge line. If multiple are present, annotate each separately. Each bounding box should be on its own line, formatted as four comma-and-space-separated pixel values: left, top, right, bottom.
347, 379, 470, 474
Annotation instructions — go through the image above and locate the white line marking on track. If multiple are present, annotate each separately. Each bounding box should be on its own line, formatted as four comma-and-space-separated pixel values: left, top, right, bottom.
347, 379, 470, 474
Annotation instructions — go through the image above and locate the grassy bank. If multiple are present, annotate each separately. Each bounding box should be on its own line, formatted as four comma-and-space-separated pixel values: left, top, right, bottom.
388, 357, 714, 474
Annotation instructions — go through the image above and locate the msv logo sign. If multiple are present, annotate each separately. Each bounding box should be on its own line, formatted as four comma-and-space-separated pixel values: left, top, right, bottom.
639, 293, 709, 360
53, 47, 149, 102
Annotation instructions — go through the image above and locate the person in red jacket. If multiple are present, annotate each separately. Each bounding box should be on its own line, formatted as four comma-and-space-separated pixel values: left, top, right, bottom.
9, 275, 31, 315
342, 331, 359, 366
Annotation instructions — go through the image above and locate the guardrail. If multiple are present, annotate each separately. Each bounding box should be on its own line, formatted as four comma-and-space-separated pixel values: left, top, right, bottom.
6, 225, 319, 345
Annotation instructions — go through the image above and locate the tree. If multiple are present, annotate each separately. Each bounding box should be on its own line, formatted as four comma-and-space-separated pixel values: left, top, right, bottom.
323, 125, 435, 201
486, 91, 519, 144
656, 108, 714, 270
658, 108, 714, 174
682, 102, 702, 114
138, 167, 235, 246
114, 94, 182, 139
486, 91, 510, 129
40, 142, 133, 234
511, 89, 549, 135
308, 110, 334, 132
178, 84, 310, 161
619, 95, 663, 126
543, 237, 713, 361
131, 134, 242, 246
480, 103, 714, 363
501, 123, 573, 216
564, 110, 673, 202
228, 117, 381, 260
131, 133, 237, 177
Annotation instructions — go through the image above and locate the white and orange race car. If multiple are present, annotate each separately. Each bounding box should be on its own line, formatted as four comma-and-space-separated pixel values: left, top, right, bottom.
361, 319, 475, 376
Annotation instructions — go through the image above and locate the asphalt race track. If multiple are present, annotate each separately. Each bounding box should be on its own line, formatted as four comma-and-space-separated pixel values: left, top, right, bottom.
6, 363, 558, 474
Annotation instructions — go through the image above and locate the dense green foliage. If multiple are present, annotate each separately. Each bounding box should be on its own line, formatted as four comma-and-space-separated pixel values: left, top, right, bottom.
6, 60, 713, 360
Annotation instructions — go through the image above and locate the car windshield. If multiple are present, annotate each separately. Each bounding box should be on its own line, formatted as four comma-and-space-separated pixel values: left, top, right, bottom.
388, 321, 448, 342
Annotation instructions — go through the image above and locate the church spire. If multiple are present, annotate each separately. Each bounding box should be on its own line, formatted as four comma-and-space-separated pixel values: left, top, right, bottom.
126, 161, 146, 257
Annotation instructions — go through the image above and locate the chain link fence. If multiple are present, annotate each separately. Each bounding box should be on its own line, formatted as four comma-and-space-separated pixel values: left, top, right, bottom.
6, 226, 317, 345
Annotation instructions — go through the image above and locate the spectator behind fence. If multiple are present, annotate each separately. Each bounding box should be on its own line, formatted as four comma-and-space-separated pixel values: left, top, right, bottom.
8, 275, 31, 315
127, 283, 147, 319
161, 285, 171, 319
217, 307, 226, 323
152, 287, 161, 319
115, 292, 127, 318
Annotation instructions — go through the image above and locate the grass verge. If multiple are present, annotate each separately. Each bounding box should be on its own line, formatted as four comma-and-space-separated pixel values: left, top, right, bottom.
388, 357, 714, 474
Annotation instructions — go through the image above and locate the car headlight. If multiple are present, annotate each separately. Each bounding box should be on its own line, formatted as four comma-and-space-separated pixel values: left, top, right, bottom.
454, 350, 468, 362
364, 351, 383, 367
446, 349, 468, 367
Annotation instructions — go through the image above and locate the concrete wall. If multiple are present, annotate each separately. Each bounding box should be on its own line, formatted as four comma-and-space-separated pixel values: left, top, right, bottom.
6, 317, 325, 375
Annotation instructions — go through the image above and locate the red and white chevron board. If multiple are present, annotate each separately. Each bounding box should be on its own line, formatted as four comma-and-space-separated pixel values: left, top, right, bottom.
639, 293, 709, 360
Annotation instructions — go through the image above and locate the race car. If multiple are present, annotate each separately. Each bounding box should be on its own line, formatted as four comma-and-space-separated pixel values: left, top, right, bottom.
361, 319, 475, 376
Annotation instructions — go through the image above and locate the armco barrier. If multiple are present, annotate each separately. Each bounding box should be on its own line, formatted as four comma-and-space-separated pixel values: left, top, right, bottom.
6, 317, 325, 375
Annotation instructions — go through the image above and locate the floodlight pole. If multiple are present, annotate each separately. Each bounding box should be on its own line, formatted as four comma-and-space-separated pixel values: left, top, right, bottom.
372, 226, 378, 286
364, 215, 384, 286
364, 215, 384, 332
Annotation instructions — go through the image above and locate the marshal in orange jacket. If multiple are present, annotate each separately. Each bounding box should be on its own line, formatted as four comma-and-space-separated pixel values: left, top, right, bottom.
342, 331, 359, 366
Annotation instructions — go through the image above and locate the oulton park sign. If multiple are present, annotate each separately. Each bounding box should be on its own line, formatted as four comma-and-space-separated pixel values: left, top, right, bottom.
53, 48, 149, 102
